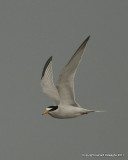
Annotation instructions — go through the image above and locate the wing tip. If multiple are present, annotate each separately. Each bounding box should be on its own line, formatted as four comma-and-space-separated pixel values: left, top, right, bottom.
41, 56, 52, 79
75, 35, 90, 53
82, 35, 90, 45
86, 35, 90, 41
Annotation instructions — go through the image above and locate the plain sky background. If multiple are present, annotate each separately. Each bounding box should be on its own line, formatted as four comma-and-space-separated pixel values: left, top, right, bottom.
0, 0, 128, 160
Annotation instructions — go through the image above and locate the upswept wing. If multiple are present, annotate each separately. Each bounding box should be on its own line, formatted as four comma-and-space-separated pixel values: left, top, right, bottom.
41, 56, 60, 105
56, 36, 90, 106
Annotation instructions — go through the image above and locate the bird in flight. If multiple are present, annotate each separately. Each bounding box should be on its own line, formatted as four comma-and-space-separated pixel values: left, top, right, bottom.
41, 36, 104, 119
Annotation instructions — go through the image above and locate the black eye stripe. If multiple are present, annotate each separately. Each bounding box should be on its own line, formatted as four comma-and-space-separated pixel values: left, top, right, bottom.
48, 106, 58, 111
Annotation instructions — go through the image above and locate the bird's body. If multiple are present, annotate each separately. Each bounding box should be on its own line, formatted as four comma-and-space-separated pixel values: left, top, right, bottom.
41, 36, 104, 119
48, 105, 86, 119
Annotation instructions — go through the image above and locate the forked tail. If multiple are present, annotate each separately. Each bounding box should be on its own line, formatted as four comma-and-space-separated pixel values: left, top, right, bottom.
86, 110, 105, 114
94, 110, 105, 112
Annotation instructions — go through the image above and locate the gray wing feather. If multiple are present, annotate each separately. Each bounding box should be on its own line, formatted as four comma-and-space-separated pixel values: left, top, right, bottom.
56, 36, 90, 106
41, 57, 60, 105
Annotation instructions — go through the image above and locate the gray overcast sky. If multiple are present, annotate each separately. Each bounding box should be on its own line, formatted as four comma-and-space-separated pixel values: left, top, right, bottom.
0, 0, 128, 160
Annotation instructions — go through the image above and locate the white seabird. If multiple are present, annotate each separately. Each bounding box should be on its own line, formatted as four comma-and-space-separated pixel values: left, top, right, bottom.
41, 36, 104, 119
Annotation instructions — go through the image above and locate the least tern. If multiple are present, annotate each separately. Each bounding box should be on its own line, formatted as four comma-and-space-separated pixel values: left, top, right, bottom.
41, 36, 104, 119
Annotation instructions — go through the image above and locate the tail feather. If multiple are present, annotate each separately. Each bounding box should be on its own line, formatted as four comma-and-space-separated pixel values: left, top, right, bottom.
94, 110, 105, 113
86, 110, 105, 113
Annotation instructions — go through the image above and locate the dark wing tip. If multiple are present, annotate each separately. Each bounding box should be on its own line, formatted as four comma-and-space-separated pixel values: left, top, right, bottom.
80, 35, 90, 48
74, 35, 90, 53
87, 35, 90, 39
41, 56, 52, 79
86, 35, 90, 41
74, 35, 90, 54
67, 35, 90, 65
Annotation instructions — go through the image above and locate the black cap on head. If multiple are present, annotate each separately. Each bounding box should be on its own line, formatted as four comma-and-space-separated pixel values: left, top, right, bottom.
47, 106, 58, 111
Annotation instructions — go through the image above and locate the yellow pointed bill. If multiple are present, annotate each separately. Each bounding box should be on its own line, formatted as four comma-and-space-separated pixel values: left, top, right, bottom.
43, 110, 49, 115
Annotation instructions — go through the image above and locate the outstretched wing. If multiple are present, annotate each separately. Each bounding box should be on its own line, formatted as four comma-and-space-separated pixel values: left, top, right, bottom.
56, 36, 90, 106
41, 56, 60, 105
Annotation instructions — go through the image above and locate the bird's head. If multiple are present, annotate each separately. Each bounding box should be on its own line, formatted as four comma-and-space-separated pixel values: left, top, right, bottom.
42, 106, 58, 115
